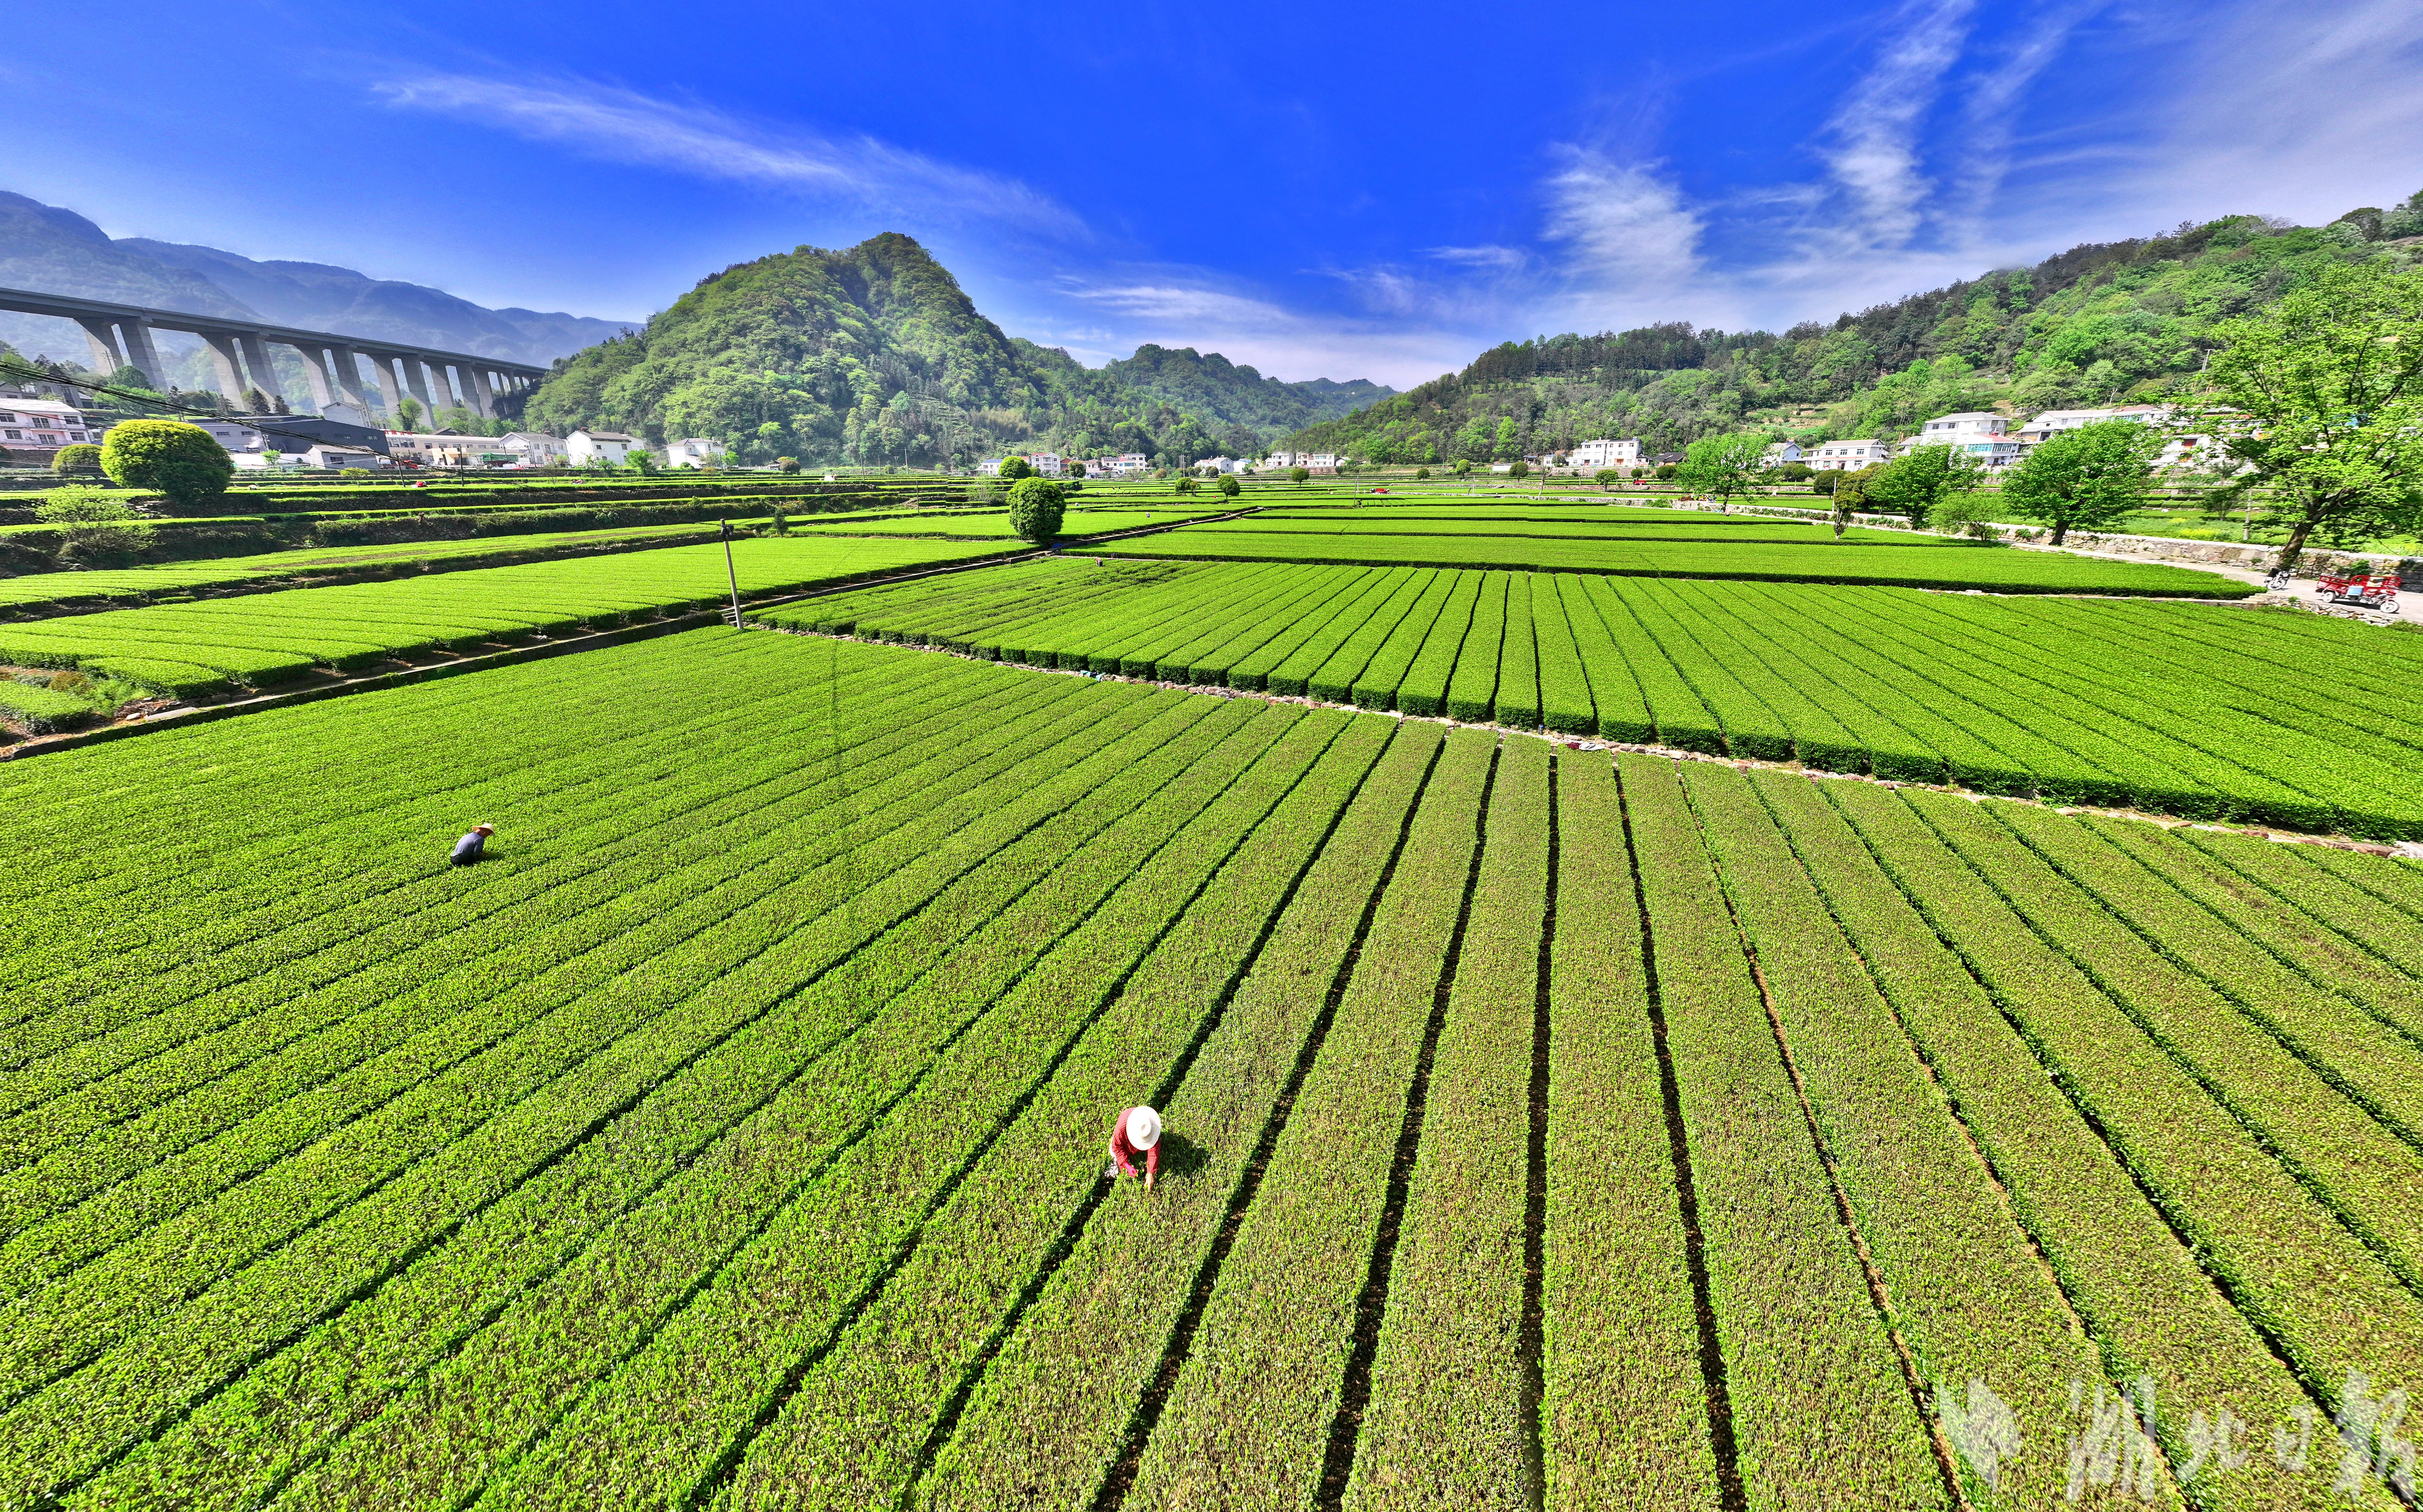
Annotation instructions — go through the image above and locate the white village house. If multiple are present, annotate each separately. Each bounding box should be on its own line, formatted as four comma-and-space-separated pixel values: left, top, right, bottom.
566, 429, 638, 466
1570, 437, 1643, 470
0, 398, 97, 461
1808, 439, 1893, 471
665, 437, 728, 468
1899, 412, 2023, 469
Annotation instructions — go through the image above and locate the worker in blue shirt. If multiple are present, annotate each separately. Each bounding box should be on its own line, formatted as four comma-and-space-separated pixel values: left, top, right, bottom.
449, 823, 496, 866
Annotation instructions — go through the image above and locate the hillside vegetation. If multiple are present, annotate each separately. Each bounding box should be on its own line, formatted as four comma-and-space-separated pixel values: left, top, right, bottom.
522, 234, 1389, 468
1282, 199, 2423, 464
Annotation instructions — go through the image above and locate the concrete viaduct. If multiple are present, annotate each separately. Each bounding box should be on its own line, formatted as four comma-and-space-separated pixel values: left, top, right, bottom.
0, 284, 550, 421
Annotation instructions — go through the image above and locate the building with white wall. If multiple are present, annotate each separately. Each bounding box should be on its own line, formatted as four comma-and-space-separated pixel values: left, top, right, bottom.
0, 398, 96, 459
666, 437, 728, 468
1761, 440, 1806, 467
1900, 412, 2023, 468
1808, 439, 1892, 471
498, 431, 565, 467
1570, 437, 1643, 470
566, 429, 638, 466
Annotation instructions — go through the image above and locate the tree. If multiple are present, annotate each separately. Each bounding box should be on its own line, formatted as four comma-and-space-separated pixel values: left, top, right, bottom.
1775, 461, 1814, 482
1414, 467, 1431, 480
51, 443, 103, 476
1865, 444, 1983, 528
1008, 477, 1066, 542
1593, 468, 1620, 490
2199, 261, 2423, 569
2000, 419, 2163, 544
1065, 460, 1087, 478
1507, 460, 1531, 479
1676, 431, 1770, 509
395, 396, 424, 431
99, 419, 233, 509
1174, 475, 1200, 495
1811, 471, 1839, 496
1453, 459, 1473, 476
624, 448, 657, 473
775, 456, 800, 473
997, 456, 1034, 482
36, 484, 149, 564
1653, 463, 1680, 480
1288, 466, 1310, 483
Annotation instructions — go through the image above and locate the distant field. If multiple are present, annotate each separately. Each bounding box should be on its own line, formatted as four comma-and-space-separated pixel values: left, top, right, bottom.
788, 505, 1228, 539
0, 536, 1015, 697
1181, 512, 1921, 545
0, 519, 759, 612
3, 630, 2414, 1510
767, 557, 2423, 836
1094, 523, 2256, 595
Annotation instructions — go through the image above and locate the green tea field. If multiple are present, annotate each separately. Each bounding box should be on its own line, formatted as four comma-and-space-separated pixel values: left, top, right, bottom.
2, 498, 2417, 1512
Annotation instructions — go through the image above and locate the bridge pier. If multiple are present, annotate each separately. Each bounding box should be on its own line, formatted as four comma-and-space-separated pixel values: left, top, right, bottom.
198, 331, 249, 399
237, 333, 284, 406
120, 321, 164, 390
326, 345, 373, 414
75, 318, 125, 376
464, 365, 496, 418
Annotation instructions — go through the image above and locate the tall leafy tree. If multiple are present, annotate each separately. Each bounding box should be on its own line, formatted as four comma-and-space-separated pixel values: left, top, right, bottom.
1007, 478, 1066, 542
1677, 431, 1770, 509
98, 419, 232, 509
1866, 444, 1984, 528
2000, 420, 2163, 544
2199, 261, 2423, 568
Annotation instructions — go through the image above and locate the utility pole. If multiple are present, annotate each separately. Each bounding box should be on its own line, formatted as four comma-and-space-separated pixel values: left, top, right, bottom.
720, 518, 744, 628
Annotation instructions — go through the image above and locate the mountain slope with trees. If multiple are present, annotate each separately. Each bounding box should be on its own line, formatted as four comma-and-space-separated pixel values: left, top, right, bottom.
520, 233, 1392, 468
1283, 198, 2423, 465
0, 191, 623, 367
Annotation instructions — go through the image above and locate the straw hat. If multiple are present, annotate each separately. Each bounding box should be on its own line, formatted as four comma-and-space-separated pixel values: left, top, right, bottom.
474, 823, 496, 835
1125, 1106, 1162, 1149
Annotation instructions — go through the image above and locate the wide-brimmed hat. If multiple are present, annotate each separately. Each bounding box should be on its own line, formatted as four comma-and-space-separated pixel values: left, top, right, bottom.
1125, 1106, 1161, 1149
473, 823, 496, 834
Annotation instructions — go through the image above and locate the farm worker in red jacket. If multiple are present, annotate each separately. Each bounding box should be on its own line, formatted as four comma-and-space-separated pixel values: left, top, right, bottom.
1105, 1105, 1161, 1190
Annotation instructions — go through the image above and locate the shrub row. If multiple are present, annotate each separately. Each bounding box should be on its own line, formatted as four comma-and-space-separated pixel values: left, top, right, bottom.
770, 560, 2423, 837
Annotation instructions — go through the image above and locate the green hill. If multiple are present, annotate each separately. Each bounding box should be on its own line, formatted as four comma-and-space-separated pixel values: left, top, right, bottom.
1101, 344, 1393, 445
1283, 201, 2423, 465
521, 234, 1390, 469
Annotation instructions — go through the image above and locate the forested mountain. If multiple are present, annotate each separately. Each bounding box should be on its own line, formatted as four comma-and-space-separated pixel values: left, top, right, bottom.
1101, 345, 1392, 445
521, 234, 1392, 467
0, 191, 623, 368
1284, 198, 2423, 464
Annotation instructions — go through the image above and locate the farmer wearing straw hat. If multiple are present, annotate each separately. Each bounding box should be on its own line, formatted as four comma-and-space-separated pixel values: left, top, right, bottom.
1105, 1105, 1162, 1190
449, 823, 496, 867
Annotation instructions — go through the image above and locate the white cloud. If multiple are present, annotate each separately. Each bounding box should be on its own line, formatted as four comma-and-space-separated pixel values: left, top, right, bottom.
1424, 244, 1527, 269
1542, 150, 1705, 288
1048, 274, 1468, 387
1814, 0, 1979, 251
372, 74, 1082, 238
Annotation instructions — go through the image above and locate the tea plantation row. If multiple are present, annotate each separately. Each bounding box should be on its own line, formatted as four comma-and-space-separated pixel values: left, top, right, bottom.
764, 559, 2423, 837
0, 631, 2414, 1510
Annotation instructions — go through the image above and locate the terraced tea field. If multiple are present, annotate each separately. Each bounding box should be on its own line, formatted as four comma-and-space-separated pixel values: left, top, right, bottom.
0, 535, 1020, 697
2, 629, 2416, 1511
764, 558, 2423, 837
1091, 516, 2252, 594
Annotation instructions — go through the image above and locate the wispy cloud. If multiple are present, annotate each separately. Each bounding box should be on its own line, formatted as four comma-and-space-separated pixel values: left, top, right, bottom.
372, 73, 1083, 238
1542, 150, 1705, 289
1424, 244, 1527, 269
1045, 272, 1468, 387
1814, 0, 1979, 251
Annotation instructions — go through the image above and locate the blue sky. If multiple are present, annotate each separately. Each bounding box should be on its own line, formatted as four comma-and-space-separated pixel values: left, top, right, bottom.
8, 0, 2418, 386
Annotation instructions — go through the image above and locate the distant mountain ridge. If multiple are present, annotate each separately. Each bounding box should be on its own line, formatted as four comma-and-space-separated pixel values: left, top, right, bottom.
523, 232, 1396, 468
1280, 199, 2423, 465
0, 190, 628, 367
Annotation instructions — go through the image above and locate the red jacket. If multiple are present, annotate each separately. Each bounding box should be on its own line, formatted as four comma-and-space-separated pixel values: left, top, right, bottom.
1109, 1110, 1159, 1180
